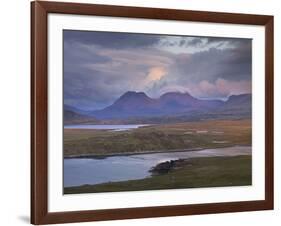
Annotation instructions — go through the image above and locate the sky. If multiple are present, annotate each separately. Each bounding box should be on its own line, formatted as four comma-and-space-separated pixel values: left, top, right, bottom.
64, 30, 252, 111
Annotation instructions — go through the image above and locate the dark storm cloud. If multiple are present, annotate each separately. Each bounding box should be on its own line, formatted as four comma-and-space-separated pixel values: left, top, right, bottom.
64, 30, 252, 110
158, 37, 205, 49
178, 38, 202, 47
63, 41, 111, 78
64, 30, 161, 49
205, 36, 251, 46
175, 36, 251, 52
64, 68, 133, 110
63, 39, 173, 110
187, 38, 204, 46
173, 41, 252, 83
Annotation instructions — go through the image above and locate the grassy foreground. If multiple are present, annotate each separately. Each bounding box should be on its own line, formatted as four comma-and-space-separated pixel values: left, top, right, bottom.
64, 119, 251, 157
64, 155, 252, 194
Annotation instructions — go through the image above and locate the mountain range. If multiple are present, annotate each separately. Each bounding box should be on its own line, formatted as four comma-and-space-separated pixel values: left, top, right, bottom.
89, 91, 251, 119
64, 91, 251, 123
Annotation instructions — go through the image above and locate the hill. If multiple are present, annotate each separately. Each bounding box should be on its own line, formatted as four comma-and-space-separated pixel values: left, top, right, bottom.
64, 109, 98, 124
90, 91, 225, 119
89, 91, 251, 120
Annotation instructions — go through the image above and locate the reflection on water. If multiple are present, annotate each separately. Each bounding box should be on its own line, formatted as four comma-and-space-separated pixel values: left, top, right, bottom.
64, 146, 251, 187
64, 124, 149, 131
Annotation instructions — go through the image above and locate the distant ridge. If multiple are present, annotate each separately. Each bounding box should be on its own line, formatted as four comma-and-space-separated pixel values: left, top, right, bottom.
64, 109, 98, 124
88, 91, 251, 119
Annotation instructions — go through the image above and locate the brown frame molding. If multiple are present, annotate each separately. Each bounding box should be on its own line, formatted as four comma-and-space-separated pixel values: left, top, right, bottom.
31, 1, 274, 224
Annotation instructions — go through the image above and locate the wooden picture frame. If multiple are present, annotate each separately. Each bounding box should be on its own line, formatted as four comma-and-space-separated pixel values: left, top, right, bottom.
31, 1, 274, 224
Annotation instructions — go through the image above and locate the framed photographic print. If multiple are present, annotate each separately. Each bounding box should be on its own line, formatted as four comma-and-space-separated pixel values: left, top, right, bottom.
31, 1, 274, 225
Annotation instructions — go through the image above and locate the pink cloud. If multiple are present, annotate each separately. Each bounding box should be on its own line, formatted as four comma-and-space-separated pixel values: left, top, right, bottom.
188, 78, 251, 97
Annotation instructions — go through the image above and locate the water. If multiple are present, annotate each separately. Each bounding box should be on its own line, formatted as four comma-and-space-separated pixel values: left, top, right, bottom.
64, 124, 149, 131
64, 146, 251, 187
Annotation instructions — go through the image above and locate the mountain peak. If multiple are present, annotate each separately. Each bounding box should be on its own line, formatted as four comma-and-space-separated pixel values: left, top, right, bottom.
90, 91, 249, 119
160, 91, 193, 99
222, 93, 252, 111
123, 91, 146, 96
160, 91, 180, 97
119, 91, 149, 100
227, 93, 251, 102
112, 91, 153, 109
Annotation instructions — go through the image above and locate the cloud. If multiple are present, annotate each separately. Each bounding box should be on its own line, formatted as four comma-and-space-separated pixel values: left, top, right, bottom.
171, 44, 252, 83
64, 30, 161, 49
187, 78, 251, 97
146, 67, 167, 82
63, 30, 252, 110
156, 36, 251, 54
63, 42, 175, 110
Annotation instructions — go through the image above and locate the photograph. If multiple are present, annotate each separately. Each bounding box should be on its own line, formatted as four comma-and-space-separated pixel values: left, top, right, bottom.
30, 1, 274, 224
63, 30, 252, 194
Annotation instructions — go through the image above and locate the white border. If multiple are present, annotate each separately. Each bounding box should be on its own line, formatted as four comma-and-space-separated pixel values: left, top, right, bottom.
48, 14, 265, 212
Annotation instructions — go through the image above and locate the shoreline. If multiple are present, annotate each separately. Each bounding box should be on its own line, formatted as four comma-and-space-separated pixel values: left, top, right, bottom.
64, 155, 252, 193
64, 147, 204, 159
64, 145, 251, 159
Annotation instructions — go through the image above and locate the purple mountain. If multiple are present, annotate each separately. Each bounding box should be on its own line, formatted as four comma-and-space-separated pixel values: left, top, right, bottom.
222, 93, 251, 109
90, 91, 226, 119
